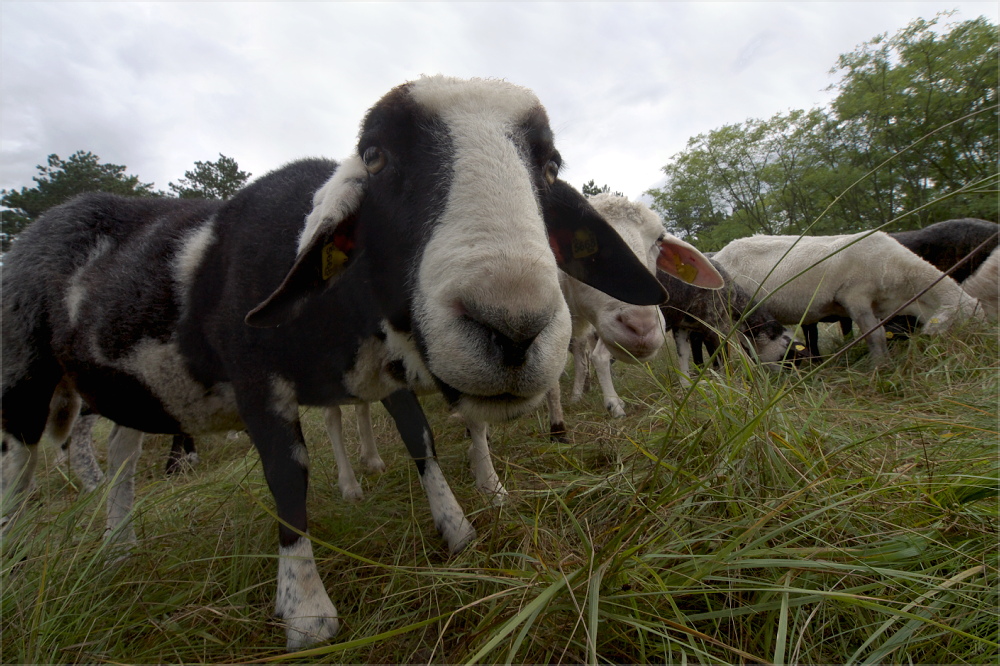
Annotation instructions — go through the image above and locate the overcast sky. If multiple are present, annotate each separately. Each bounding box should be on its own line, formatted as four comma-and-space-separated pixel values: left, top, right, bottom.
2, 2, 996, 202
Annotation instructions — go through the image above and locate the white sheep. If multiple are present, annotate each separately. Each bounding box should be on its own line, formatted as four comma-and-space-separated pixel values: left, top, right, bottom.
961, 246, 999, 320
712, 231, 986, 362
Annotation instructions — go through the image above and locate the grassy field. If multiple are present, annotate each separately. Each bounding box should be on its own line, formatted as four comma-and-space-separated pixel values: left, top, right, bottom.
2, 322, 997, 664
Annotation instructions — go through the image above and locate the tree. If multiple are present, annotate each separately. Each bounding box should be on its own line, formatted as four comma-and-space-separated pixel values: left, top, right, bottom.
647, 14, 998, 250
1, 151, 157, 252
581, 180, 623, 198
168, 154, 250, 200
828, 13, 999, 226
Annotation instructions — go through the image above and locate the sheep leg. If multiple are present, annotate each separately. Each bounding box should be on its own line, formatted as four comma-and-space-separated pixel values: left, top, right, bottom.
67, 412, 104, 491
546, 383, 568, 441
569, 333, 592, 402
241, 395, 339, 650
105, 425, 143, 546
592, 339, 626, 417
672, 328, 698, 388
324, 406, 364, 501
382, 389, 475, 554
465, 418, 507, 504
847, 306, 890, 362
354, 403, 385, 474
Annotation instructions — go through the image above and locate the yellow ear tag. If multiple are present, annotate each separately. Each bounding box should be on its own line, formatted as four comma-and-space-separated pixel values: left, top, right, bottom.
929, 317, 940, 325
572, 229, 598, 259
885, 331, 894, 339
795, 344, 806, 351
673, 254, 699, 284
322, 243, 349, 280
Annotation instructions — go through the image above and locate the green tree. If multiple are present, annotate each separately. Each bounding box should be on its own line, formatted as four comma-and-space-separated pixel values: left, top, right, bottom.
581, 180, 623, 198
168, 154, 251, 200
828, 13, 999, 227
647, 14, 998, 250
1, 151, 157, 251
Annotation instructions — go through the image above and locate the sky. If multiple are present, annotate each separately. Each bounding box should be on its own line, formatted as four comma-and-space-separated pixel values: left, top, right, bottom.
1, 2, 997, 203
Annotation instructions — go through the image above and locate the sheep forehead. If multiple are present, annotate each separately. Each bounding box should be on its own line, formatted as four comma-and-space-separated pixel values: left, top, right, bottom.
588, 194, 664, 252
408, 75, 542, 123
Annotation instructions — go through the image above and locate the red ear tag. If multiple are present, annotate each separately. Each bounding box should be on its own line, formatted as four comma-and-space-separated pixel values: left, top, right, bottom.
572, 229, 598, 259
322, 243, 349, 280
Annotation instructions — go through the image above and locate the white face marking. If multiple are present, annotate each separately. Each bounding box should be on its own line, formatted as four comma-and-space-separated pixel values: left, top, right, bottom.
410, 78, 571, 410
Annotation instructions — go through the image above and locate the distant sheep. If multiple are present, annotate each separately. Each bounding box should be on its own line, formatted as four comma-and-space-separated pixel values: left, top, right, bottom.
712, 231, 986, 362
801, 218, 999, 356
658, 260, 807, 381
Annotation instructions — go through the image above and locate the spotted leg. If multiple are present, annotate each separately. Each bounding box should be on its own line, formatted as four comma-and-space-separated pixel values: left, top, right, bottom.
464, 418, 507, 504
241, 385, 338, 651
381, 389, 475, 554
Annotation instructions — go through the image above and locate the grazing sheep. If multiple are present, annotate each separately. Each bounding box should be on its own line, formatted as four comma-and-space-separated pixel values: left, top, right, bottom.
801, 218, 999, 356
1, 76, 666, 650
658, 260, 807, 381
712, 231, 985, 362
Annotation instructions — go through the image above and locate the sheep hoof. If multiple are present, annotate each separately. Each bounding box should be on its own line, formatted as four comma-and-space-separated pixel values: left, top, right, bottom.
606, 400, 626, 418
282, 605, 339, 651
362, 456, 386, 474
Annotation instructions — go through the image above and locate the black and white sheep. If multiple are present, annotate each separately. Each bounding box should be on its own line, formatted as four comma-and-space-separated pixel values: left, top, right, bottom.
325, 194, 723, 503
711, 231, 986, 363
801, 218, 999, 356
658, 260, 807, 382
1, 76, 667, 650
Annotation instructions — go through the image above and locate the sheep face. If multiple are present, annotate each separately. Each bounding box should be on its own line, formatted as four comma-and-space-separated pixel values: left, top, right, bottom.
248, 76, 666, 422
571, 194, 724, 364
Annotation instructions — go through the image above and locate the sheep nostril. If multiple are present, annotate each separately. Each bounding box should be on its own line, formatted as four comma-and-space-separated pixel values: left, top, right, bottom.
462, 301, 551, 367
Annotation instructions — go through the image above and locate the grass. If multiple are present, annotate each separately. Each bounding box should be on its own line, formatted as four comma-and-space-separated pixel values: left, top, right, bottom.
2, 321, 997, 664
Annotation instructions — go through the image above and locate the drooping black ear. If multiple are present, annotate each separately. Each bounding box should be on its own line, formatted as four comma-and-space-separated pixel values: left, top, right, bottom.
245, 156, 366, 328
543, 180, 667, 306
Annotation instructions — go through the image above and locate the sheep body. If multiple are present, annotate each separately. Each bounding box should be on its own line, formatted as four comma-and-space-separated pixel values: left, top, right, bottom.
658, 260, 805, 379
712, 231, 984, 361
2, 76, 666, 650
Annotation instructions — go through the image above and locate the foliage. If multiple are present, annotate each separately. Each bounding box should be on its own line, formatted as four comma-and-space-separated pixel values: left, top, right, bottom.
168, 154, 251, 200
648, 14, 999, 250
0, 151, 157, 252
581, 180, 623, 198
2, 319, 997, 664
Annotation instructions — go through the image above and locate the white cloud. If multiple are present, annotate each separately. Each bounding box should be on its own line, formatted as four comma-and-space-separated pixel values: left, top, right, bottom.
2, 2, 996, 200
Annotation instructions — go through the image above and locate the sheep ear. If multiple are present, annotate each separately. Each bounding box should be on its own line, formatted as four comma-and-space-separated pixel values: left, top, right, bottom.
245, 157, 366, 328
544, 180, 667, 306
657, 240, 725, 289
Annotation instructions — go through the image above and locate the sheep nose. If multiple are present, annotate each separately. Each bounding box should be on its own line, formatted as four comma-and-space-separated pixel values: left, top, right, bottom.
616, 311, 658, 338
463, 302, 551, 367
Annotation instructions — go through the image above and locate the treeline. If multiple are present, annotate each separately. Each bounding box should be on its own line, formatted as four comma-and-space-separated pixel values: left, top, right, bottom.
0, 152, 250, 251
647, 14, 998, 250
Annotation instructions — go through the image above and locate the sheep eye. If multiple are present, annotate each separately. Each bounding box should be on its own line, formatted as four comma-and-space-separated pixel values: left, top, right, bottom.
363, 146, 386, 174
543, 160, 559, 185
